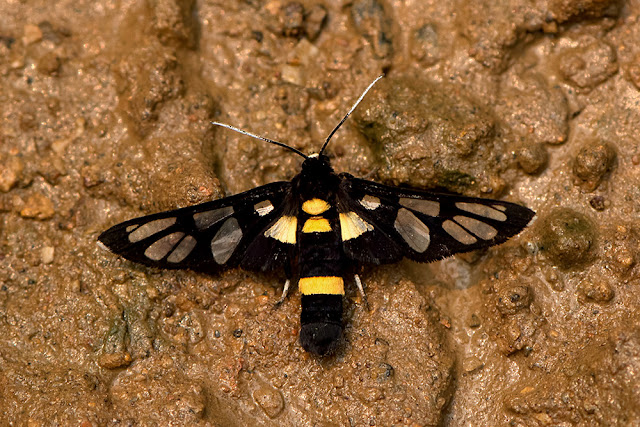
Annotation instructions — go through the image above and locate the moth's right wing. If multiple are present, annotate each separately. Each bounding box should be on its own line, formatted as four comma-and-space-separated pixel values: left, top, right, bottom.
337, 176, 535, 265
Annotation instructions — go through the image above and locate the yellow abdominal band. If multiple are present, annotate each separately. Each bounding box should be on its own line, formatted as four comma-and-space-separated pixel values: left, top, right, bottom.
299, 276, 345, 295
302, 217, 332, 233
302, 198, 330, 215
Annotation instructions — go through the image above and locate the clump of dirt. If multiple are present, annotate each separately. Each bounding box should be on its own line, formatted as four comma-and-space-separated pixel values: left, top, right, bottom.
1, 0, 640, 425
354, 74, 501, 195
538, 208, 597, 269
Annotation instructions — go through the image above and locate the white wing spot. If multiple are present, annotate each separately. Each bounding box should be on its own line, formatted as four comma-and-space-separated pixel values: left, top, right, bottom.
193, 206, 234, 230
125, 224, 139, 233
211, 218, 243, 264
264, 216, 297, 244
254, 200, 274, 217
129, 217, 177, 243
144, 232, 184, 261
456, 202, 507, 222
454, 215, 498, 240
493, 204, 507, 212
443, 220, 477, 244
339, 212, 373, 241
359, 195, 381, 210
167, 235, 197, 263
394, 208, 430, 252
399, 197, 440, 217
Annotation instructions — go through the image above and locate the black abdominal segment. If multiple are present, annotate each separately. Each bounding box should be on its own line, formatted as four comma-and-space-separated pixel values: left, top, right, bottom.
299, 294, 343, 355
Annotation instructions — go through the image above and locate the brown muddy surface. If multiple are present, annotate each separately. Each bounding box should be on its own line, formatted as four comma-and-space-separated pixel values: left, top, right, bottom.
1, 0, 639, 425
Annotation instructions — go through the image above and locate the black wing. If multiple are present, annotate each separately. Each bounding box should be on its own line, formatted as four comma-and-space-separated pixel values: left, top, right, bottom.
98, 181, 295, 274
337, 175, 535, 265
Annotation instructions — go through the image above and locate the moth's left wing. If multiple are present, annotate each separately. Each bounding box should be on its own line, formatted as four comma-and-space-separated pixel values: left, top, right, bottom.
98, 181, 294, 274
337, 176, 535, 265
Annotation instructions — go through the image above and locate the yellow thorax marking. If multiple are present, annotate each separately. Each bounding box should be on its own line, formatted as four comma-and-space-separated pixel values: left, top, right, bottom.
264, 215, 297, 244
302, 198, 330, 215
339, 211, 373, 241
302, 216, 332, 233
299, 276, 345, 295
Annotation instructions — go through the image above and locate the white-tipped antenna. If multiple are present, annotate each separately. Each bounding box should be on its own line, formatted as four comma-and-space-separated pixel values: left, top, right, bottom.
319, 74, 384, 155
211, 122, 309, 159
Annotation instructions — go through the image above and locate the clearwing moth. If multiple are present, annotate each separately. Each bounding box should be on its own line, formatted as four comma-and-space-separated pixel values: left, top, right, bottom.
99, 75, 535, 355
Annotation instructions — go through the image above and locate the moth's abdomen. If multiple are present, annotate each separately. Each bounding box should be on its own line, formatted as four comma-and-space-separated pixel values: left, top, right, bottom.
296, 198, 346, 355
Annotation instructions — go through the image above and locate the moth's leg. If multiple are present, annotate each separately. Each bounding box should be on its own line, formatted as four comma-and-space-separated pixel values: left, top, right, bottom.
275, 279, 291, 307
354, 274, 370, 311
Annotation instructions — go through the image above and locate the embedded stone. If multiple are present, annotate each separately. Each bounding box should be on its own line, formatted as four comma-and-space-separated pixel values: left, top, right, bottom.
538, 209, 596, 269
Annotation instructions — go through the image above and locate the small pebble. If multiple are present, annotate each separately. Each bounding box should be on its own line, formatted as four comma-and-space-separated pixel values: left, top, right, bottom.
37, 51, 61, 75
23, 24, 43, 45
534, 413, 553, 424
280, 64, 303, 86
10, 54, 25, 69
497, 285, 532, 315
581, 280, 614, 303
38, 21, 70, 44
614, 249, 634, 270
462, 356, 484, 373
304, 4, 327, 41
41, 246, 55, 264
51, 138, 72, 155
253, 384, 285, 418
589, 195, 606, 211
0, 156, 24, 192
67, 280, 81, 293
559, 39, 618, 89
280, 2, 304, 38
98, 351, 132, 369
376, 362, 394, 381
573, 142, 615, 190
545, 270, 565, 291
506, 322, 522, 342
516, 143, 548, 174
440, 316, 451, 328
468, 313, 481, 328
20, 193, 55, 220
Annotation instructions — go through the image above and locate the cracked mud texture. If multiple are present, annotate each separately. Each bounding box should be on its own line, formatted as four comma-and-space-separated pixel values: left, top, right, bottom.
1, 0, 640, 425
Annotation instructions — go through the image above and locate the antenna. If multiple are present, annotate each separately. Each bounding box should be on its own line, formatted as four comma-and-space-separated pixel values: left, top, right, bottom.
319, 74, 384, 155
211, 122, 309, 160
212, 74, 385, 159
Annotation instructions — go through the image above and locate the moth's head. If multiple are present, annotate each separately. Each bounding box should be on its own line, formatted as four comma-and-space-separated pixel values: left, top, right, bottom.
301, 152, 333, 174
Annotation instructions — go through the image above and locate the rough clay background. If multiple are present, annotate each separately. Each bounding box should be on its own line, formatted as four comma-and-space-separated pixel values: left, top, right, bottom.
1, 0, 640, 425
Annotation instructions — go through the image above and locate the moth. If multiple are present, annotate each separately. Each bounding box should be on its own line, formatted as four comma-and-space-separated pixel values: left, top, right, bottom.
99, 76, 535, 356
